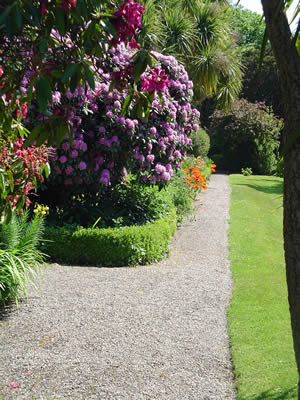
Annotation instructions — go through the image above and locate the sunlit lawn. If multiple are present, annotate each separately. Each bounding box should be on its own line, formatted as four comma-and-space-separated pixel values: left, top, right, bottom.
228, 174, 298, 400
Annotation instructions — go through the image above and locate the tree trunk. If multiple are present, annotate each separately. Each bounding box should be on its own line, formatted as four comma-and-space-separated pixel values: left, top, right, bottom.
261, 1, 300, 397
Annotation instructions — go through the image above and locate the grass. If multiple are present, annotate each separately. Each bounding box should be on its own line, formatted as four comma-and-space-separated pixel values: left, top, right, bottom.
228, 174, 298, 400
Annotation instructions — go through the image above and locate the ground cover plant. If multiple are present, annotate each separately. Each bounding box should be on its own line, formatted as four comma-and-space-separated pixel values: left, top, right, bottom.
228, 174, 298, 399
0, 211, 46, 304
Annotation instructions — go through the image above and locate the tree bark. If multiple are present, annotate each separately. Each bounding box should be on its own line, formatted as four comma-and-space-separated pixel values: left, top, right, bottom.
261, 1, 300, 398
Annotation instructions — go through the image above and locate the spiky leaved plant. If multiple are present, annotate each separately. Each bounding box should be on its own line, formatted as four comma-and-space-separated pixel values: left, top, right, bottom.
144, 0, 243, 110
0, 211, 46, 304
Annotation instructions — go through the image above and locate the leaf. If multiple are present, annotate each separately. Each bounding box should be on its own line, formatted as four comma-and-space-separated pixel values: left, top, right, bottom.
39, 38, 48, 53
101, 19, 118, 38
15, 7, 22, 28
0, 172, 5, 192
83, 64, 95, 90
61, 63, 80, 83
23, 124, 43, 147
121, 94, 132, 116
35, 130, 49, 147
0, 3, 15, 26
26, 75, 37, 107
54, 7, 65, 35
258, 28, 269, 72
36, 76, 52, 113
55, 123, 69, 147
40, 162, 51, 178
132, 49, 149, 82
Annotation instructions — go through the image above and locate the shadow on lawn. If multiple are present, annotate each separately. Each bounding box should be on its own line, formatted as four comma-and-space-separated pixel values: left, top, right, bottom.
241, 385, 298, 400
235, 181, 283, 195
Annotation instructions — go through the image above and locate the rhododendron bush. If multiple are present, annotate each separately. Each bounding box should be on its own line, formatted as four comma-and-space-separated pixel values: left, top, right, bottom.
31, 45, 200, 211
0, 0, 150, 219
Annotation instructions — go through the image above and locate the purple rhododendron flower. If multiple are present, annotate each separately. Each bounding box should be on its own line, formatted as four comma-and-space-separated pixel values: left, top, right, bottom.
26, 44, 199, 192
59, 155, 67, 164
78, 161, 87, 171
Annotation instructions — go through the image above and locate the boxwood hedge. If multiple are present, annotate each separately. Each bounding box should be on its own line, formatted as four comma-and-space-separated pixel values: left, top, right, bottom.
42, 208, 177, 267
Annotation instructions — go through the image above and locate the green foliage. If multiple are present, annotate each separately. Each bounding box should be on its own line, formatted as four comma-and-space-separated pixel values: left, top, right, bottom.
40, 179, 174, 228
240, 48, 284, 118
276, 158, 284, 177
162, 7, 197, 59
241, 167, 252, 176
0, 212, 46, 304
41, 156, 213, 266
228, 175, 298, 399
230, 5, 266, 54
189, 127, 210, 157
137, 0, 165, 49
42, 208, 177, 267
209, 99, 282, 174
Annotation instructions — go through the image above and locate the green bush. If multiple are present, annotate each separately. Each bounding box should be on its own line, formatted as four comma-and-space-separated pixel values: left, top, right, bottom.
189, 127, 210, 158
209, 99, 282, 174
241, 167, 253, 176
42, 208, 177, 267
41, 179, 174, 229
0, 212, 46, 304
41, 156, 213, 267
276, 158, 284, 177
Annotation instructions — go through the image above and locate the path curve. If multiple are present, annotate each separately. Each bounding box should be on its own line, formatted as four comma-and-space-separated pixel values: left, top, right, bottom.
0, 174, 235, 400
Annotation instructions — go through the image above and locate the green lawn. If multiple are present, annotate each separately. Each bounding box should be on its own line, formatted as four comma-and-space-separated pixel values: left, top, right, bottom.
228, 175, 298, 400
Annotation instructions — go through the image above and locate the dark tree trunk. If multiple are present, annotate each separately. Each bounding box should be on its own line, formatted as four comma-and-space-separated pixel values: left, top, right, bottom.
261, 1, 300, 398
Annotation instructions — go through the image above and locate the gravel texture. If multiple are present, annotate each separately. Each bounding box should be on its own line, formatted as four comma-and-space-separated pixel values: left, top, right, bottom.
0, 174, 235, 400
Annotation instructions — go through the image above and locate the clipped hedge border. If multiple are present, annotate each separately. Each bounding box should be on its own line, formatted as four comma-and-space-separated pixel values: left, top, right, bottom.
42, 208, 177, 267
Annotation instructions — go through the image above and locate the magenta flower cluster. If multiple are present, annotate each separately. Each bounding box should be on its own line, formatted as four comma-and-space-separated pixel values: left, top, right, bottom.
111, 0, 145, 48
26, 45, 200, 190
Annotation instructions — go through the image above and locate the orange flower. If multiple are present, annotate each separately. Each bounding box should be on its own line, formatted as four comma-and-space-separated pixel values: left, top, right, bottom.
202, 184, 207, 190
184, 168, 189, 173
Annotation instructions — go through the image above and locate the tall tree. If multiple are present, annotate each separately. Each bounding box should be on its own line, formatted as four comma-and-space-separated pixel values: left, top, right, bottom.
260, 0, 300, 397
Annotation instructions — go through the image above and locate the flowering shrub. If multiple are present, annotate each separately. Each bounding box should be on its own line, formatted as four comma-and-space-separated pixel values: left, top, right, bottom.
30, 46, 200, 211
0, 138, 49, 219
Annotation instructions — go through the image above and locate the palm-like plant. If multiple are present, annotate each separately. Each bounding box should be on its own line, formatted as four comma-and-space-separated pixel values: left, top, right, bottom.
143, 0, 243, 110
162, 7, 198, 59
137, 0, 165, 49
0, 212, 46, 304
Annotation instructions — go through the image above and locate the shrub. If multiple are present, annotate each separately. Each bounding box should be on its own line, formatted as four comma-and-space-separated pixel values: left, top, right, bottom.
241, 167, 253, 176
25, 47, 200, 215
0, 212, 46, 304
44, 179, 174, 228
41, 156, 213, 266
276, 158, 284, 177
208, 99, 282, 174
42, 209, 177, 267
189, 127, 210, 158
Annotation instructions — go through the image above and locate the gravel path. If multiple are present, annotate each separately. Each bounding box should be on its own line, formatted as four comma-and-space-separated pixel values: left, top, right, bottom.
0, 174, 235, 400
